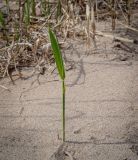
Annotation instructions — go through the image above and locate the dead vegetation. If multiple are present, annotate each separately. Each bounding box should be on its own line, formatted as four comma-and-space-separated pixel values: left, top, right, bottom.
0, 0, 138, 84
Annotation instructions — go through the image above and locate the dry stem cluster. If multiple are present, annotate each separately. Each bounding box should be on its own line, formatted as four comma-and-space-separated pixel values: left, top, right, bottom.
0, 0, 138, 83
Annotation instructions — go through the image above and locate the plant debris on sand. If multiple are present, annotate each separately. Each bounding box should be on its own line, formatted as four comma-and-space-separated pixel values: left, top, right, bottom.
0, 1, 138, 160
0, 0, 138, 84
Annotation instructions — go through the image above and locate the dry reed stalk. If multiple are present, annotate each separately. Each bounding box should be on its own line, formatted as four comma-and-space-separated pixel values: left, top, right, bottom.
126, 0, 133, 25
60, 0, 68, 12
111, 0, 116, 30
91, 2, 96, 39
118, 1, 127, 22
91, 1, 97, 49
86, 1, 90, 47
95, 0, 99, 22
69, 0, 75, 24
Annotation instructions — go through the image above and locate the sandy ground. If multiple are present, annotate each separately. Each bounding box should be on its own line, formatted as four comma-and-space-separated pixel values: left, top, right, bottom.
0, 1, 138, 159
0, 11, 138, 158
0, 49, 138, 160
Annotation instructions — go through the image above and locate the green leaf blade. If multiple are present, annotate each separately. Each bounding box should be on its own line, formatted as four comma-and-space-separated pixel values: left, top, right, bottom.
49, 28, 65, 80
0, 11, 5, 27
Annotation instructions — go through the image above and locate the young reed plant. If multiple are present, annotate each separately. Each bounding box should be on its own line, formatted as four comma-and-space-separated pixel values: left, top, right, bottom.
24, 0, 31, 25
56, 0, 62, 19
0, 11, 5, 28
0, 11, 8, 44
31, 0, 36, 16
41, 0, 50, 16
48, 28, 66, 142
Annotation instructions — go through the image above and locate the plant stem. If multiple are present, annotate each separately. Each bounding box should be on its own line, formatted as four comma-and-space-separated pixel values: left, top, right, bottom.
111, 0, 116, 30
62, 80, 65, 142
24, 0, 30, 25
32, 0, 36, 16
126, 0, 131, 25
57, 0, 62, 19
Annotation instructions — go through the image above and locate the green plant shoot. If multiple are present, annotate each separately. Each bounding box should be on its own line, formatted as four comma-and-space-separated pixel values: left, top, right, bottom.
48, 28, 66, 142
24, 0, 30, 25
0, 11, 5, 28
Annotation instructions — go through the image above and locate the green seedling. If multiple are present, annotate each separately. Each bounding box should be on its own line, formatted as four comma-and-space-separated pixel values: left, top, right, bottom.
56, 0, 62, 19
24, 0, 30, 25
0, 11, 9, 44
0, 11, 5, 28
41, 0, 50, 16
31, 0, 36, 16
48, 28, 66, 142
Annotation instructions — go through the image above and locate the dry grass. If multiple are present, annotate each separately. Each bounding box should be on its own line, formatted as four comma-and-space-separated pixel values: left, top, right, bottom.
0, 0, 137, 82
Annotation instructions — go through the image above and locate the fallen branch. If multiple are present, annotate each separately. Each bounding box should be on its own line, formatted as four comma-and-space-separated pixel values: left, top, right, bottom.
95, 31, 138, 44
0, 85, 11, 92
65, 151, 74, 160
117, 20, 138, 32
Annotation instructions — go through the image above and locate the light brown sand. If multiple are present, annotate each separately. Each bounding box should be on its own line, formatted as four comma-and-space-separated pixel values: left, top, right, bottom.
0, 52, 138, 160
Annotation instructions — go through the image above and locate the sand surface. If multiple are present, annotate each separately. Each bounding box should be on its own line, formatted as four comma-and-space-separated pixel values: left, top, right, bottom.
0, 0, 138, 159
0, 51, 138, 160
